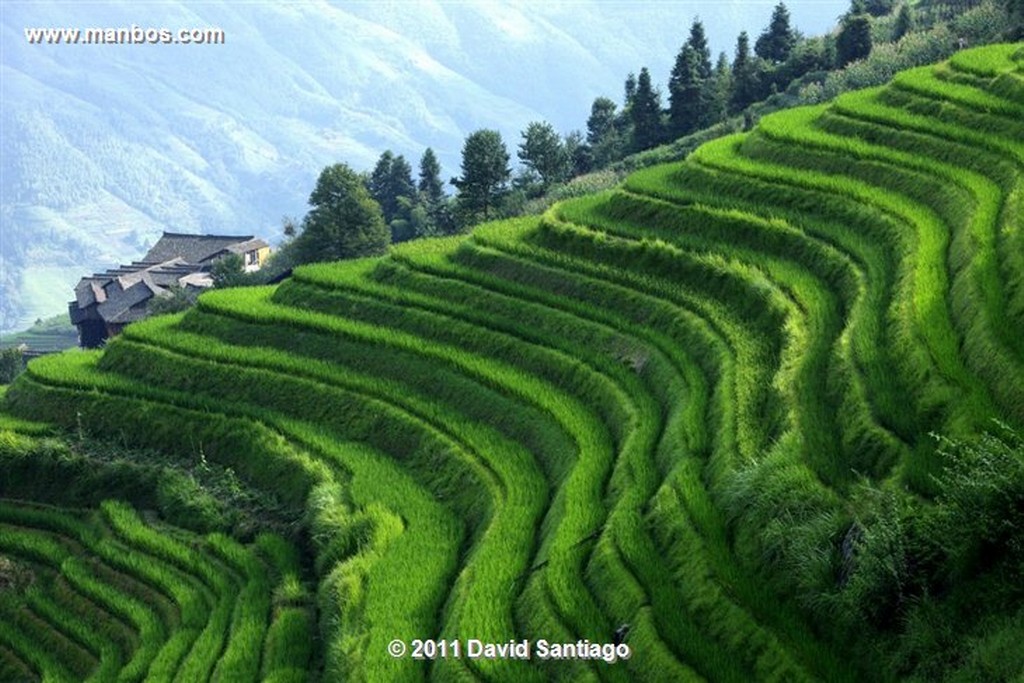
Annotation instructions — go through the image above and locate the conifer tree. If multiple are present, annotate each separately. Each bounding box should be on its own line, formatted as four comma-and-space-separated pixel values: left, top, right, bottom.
418, 148, 444, 206
629, 67, 663, 152
755, 3, 797, 63
368, 150, 396, 222
668, 45, 704, 137
836, 11, 872, 66
730, 31, 760, 113
668, 19, 717, 139
687, 19, 713, 80
386, 154, 416, 241
708, 52, 732, 125
417, 148, 455, 237
623, 72, 637, 108
389, 155, 415, 208
368, 150, 415, 229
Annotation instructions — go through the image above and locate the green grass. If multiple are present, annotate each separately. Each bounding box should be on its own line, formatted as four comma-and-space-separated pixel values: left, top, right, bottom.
3, 43, 1023, 682
298, 239, 792, 680
0, 497, 307, 683
0, 446, 311, 682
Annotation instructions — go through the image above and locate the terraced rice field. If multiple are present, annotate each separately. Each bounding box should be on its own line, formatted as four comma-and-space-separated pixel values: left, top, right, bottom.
2, 44, 1023, 681
0, 454, 313, 682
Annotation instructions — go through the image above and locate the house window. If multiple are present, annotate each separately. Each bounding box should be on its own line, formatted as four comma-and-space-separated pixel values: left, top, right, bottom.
245, 250, 259, 266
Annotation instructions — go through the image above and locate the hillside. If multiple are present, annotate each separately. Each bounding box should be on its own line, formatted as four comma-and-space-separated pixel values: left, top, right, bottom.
0, 0, 846, 333
3, 43, 1024, 681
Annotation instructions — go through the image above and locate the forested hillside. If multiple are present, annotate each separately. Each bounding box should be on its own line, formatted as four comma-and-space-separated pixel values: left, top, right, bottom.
3, 43, 1024, 681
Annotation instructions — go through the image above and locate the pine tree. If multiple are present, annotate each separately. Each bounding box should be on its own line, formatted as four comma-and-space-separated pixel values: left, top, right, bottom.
623, 72, 637, 108
387, 155, 416, 241
368, 151, 415, 230
687, 19, 713, 80
668, 45, 703, 137
368, 151, 396, 222
836, 12, 872, 66
414, 148, 455, 237
755, 3, 797, 63
694, 19, 717, 131
629, 67, 663, 152
708, 52, 732, 126
389, 155, 415, 209
668, 19, 717, 138
730, 31, 760, 114
418, 148, 444, 206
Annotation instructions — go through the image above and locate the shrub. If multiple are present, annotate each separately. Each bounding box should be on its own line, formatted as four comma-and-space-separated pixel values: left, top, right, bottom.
931, 424, 1024, 580
835, 483, 938, 629
949, 1, 1008, 43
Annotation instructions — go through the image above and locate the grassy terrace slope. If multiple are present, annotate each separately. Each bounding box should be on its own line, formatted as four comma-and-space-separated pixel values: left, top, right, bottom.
0, 412, 315, 682
4, 44, 1024, 681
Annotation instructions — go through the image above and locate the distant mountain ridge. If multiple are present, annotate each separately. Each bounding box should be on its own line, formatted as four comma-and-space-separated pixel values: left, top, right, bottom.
0, 0, 844, 332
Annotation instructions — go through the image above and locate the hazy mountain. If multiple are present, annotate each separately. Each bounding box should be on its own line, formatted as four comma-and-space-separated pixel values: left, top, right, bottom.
0, 1, 844, 332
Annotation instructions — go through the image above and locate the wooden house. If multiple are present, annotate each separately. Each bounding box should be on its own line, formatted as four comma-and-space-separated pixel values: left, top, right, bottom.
69, 232, 270, 348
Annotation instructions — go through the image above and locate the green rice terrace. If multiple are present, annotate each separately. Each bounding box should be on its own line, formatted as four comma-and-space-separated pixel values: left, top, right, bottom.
3, 43, 1024, 681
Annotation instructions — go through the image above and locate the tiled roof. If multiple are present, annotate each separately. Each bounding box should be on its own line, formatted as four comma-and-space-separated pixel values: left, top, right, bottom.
142, 232, 256, 265
70, 232, 270, 330
225, 238, 270, 255
74, 258, 196, 309
74, 280, 107, 308
96, 278, 160, 322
